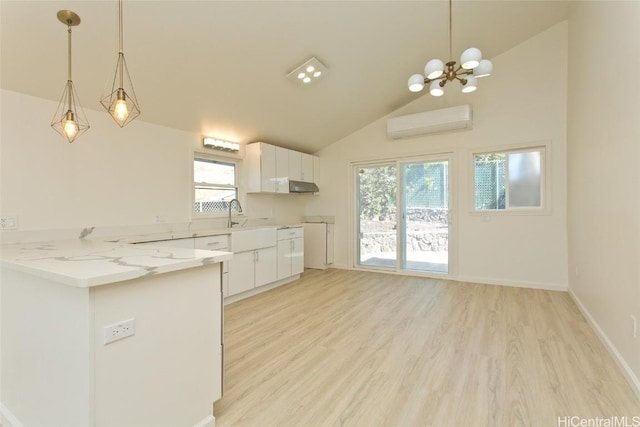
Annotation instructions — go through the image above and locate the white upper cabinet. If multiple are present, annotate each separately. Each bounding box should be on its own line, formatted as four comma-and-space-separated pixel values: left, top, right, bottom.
313, 155, 320, 189
301, 153, 314, 183
275, 146, 289, 193
288, 150, 302, 181
246, 142, 319, 193
289, 151, 314, 183
246, 142, 287, 193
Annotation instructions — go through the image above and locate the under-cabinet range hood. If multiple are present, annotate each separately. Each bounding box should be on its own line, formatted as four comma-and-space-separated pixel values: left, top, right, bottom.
289, 180, 319, 193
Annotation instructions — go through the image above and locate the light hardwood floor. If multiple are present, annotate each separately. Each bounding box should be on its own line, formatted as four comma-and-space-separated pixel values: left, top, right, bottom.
214, 269, 640, 427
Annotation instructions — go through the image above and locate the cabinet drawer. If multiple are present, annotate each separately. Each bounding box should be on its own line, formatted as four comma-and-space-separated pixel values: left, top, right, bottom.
277, 227, 303, 240
194, 235, 229, 250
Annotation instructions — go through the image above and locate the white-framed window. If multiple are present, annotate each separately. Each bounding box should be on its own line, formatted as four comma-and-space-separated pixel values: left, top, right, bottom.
473, 146, 545, 211
193, 153, 240, 217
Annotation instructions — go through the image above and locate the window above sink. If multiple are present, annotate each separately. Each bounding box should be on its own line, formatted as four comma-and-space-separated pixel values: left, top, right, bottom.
193, 153, 242, 219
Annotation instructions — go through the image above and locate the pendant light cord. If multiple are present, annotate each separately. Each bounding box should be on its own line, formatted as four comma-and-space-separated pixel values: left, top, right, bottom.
118, 0, 124, 87
118, 0, 123, 53
67, 23, 73, 108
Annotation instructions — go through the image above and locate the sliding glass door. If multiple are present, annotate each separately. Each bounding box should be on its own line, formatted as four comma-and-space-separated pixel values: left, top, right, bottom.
356, 163, 397, 268
401, 159, 449, 274
355, 156, 452, 275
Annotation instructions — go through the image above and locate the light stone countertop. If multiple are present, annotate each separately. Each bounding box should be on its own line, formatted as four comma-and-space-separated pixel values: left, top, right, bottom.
107, 224, 304, 244
0, 224, 306, 288
107, 228, 232, 244
0, 239, 232, 288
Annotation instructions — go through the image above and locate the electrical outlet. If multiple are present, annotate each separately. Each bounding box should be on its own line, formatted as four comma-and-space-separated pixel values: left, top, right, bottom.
155, 215, 166, 224
104, 318, 135, 345
1, 216, 18, 230
632, 315, 637, 339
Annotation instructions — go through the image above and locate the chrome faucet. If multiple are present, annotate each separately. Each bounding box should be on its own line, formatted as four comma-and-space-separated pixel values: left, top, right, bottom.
227, 199, 243, 228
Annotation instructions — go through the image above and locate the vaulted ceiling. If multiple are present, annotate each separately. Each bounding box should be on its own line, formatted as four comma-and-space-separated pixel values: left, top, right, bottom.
1, 1, 570, 153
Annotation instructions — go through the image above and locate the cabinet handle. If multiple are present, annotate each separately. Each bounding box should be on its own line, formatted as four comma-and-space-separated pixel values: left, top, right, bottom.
255, 251, 259, 263
207, 242, 220, 246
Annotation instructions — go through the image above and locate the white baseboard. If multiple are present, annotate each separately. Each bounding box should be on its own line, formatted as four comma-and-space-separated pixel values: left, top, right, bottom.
326, 263, 349, 270
0, 402, 24, 427
569, 289, 640, 400
0, 401, 217, 427
193, 414, 215, 427
328, 264, 567, 291
455, 275, 568, 292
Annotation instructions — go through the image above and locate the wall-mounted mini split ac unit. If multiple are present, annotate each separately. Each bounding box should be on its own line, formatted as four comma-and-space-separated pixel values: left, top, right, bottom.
387, 104, 473, 139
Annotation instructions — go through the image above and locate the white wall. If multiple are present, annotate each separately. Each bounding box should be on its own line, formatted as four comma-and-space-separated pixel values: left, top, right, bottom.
307, 21, 569, 290
0, 90, 306, 235
566, 1, 640, 393
0, 90, 192, 229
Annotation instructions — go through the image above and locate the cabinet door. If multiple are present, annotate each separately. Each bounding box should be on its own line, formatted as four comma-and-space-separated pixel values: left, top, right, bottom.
313, 155, 320, 195
222, 270, 229, 297
276, 239, 291, 280
301, 153, 314, 183
288, 150, 302, 181
275, 147, 289, 193
245, 143, 261, 193
228, 251, 255, 296
326, 224, 334, 265
260, 143, 277, 193
255, 247, 277, 287
291, 237, 305, 275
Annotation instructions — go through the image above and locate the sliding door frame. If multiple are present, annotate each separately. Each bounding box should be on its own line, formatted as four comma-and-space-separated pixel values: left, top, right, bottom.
353, 160, 398, 272
350, 153, 457, 279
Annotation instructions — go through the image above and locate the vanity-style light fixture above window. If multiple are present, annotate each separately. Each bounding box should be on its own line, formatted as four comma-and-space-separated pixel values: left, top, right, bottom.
286, 57, 328, 86
50, 10, 90, 143
408, 0, 493, 96
203, 137, 240, 152
100, 0, 140, 127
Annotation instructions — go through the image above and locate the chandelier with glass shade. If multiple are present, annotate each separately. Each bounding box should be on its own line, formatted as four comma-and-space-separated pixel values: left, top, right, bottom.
408, 0, 493, 96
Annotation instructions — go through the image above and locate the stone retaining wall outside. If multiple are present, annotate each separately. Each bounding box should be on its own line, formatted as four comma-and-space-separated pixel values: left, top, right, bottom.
360, 208, 448, 255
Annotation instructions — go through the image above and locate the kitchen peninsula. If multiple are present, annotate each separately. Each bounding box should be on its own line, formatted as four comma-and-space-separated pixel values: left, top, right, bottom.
0, 239, 231, 427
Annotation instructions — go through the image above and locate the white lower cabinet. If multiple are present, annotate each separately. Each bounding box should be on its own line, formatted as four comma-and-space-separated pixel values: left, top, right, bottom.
228, 247, 277, 296
255, 247, 278, 287
229, 251, 256, 295
292, 238, 304, 275
194, 235, 230, 297
135, 227, 304, 302
277, 227, 304, 280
